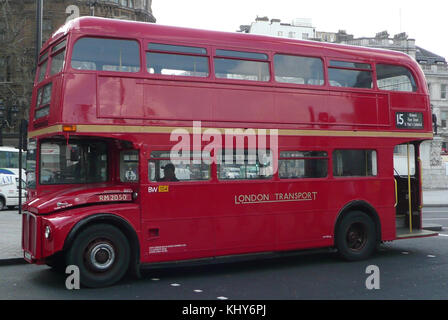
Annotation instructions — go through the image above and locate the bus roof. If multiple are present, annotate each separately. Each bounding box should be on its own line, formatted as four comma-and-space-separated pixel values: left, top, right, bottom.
45, 16, 414, 65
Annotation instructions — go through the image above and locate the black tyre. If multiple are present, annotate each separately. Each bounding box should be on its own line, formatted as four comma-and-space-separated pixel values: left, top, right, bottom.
66, 224, 130, 288
335, 211, 377, 261
0, 198, 5, 211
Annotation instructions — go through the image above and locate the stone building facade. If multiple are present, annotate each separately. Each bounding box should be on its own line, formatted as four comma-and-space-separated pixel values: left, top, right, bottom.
0, 0, 156, 146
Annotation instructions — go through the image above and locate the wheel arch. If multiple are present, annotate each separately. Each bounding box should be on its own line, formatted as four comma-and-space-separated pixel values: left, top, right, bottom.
63, 213, 140, 271
334, 200, 382, 243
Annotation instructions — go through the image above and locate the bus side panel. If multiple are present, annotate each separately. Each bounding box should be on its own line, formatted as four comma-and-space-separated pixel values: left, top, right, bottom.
213, 87, 275, 123
140, 183, 216, 263
142, 82, 214, 121
274, 180, 332, 249
274, 89, 326, 126
62, 73, 98, 123
97, 76, 144, 119
213, 181, 276, 256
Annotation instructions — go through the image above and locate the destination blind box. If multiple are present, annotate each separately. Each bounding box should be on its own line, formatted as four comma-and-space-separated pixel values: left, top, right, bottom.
395, 112, 424, 129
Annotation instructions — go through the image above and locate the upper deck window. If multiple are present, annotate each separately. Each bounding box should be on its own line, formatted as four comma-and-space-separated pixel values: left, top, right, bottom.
376, 64, 417, 92
37, 51, 49, 83
146, 43, 209, 77
71, 37, 140, 72
50, 40, 66, 76
274, 54, 324, 85
328, 60, 373, 89
214, 50, 270, 82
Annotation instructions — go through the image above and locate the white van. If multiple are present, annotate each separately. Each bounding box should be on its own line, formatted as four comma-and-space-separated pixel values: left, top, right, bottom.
0, 169, 26, 210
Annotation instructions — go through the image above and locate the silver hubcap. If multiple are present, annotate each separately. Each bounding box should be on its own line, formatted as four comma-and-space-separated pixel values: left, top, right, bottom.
89, 243, 115, 270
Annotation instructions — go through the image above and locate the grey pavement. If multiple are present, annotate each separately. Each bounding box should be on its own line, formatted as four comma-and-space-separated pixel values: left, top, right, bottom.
0, 210, 24, 264
0, 189, 447, 263
423, 189, 448, 207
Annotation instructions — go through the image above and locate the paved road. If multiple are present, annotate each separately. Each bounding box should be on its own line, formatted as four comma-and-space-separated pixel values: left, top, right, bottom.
1, 234, 448, 300
1, 207, 447, 309
423, 207, 448, 228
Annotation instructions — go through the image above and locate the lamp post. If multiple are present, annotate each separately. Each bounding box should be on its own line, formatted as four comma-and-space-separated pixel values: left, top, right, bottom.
35, 0, 43, 66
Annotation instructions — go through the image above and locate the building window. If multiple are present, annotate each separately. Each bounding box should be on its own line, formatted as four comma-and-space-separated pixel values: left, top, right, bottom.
0, 56, 11, 82
288, 32, 295, 38
278, 31, 283, 37
302, 33, 309, 40
441, 111, 448, 128
441, 84, 447, 100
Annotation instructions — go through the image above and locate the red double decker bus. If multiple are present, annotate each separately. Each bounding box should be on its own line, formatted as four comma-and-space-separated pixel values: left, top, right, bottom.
23, 17, 437, 287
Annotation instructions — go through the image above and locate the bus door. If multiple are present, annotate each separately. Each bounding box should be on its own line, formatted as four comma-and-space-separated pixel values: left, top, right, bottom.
139, 149, 215, 263
393, 143, 421, 236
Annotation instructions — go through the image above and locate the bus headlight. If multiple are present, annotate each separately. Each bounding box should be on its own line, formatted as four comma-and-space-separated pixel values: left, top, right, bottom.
44, 225, 52, 240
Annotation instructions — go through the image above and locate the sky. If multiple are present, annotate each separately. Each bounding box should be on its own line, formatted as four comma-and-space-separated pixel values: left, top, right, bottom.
152, 0, 448, 59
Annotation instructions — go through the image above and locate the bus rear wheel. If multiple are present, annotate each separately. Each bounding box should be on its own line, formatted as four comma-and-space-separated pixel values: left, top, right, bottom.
335, 211, 377, 261
66, 223, 130, 288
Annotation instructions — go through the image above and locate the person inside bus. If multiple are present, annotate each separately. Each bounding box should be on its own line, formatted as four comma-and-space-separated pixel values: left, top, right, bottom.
159, 163, 179, 182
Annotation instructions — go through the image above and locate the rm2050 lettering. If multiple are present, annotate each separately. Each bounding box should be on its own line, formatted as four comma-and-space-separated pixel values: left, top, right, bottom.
98, 194, 131, 201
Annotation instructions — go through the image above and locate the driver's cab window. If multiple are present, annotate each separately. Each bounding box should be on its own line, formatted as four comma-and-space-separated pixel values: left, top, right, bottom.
120, 150, 139, 182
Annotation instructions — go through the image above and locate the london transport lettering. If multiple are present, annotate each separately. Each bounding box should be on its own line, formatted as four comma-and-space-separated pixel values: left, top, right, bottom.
235, 192, 318, 204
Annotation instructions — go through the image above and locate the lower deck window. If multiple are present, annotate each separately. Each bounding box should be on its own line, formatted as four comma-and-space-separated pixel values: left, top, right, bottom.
333, 149, 377, 177
149, 151, 210, 182
218, 150, 273, 180
279, 151, 328, 179
120, 150, 139, 182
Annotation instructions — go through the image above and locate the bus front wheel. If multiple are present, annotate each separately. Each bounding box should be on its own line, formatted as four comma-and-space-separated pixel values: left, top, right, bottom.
66, 223, 130, 288
335, 211, 377, 261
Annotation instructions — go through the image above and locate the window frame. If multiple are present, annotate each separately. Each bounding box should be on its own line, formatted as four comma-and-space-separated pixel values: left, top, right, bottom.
145, 42, 210, 79
69, 36, 142, 74
327, 59, 374, 90
148, 150, 212, 183
375, 63, 418, 93
120, 149, 139, 183
216, 149, 274, 181
36, 50, 50, 84
332, 149, 378, 178
212, 46, 272, 85
49, 39, 67, 76
273, 53, 325, 88
278, 150, 329, 180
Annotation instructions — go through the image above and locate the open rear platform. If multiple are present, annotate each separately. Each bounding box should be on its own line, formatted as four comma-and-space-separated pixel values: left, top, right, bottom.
396, 228, 438, 239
